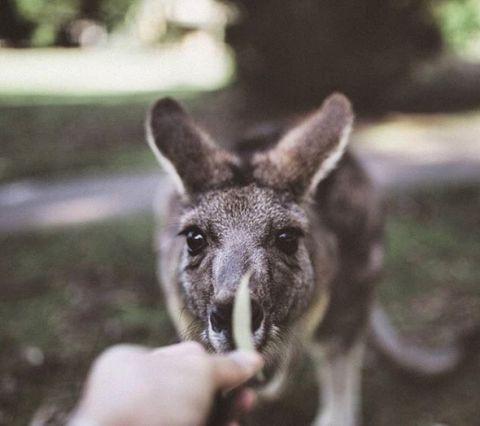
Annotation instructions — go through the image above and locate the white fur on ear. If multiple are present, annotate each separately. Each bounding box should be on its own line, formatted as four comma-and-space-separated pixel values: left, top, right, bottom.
145, 116, 186, 196
306, 118, 353, 196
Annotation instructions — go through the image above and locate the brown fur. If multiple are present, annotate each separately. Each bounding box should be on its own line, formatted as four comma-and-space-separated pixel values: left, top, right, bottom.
148, 98, 240, 195
147, 94, 375, 360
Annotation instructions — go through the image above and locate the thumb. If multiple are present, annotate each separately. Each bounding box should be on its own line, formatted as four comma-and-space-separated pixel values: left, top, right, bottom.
211, 351, 263, 389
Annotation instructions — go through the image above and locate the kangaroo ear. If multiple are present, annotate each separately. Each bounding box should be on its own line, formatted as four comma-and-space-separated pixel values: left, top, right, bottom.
146, 98, 239, 196
253, 93, 354, 198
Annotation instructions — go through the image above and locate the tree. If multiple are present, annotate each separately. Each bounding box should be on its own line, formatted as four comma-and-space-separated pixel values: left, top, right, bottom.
225, 0, 443, 110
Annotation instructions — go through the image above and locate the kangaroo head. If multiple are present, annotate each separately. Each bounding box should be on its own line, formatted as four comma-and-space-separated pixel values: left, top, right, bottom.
146, 94, 353, 354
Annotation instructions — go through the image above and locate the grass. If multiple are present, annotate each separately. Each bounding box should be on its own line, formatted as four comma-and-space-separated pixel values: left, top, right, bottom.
0, 215, 176, 425
0, 186, 479, 425
381, 186, 480, 345
0, 91, 204, 183
366, 185, 480, 425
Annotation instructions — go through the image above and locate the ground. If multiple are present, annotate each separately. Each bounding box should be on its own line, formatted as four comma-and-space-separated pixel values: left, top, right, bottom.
1, 185, 479, 426
0, 93, 160, 183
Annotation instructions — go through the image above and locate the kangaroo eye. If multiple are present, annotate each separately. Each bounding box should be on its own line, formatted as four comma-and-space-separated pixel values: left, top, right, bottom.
185, 228, 207, 255
275, 229, 301, 255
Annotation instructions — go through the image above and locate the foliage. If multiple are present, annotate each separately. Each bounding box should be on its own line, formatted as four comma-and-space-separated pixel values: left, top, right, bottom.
13, 0, 134, 46
3, 0, 480, 52
16, 0, 77, 46
434, 0, 480, 53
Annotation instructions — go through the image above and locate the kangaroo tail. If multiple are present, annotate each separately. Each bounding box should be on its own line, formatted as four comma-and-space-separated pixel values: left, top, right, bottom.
368, 303, 480, 380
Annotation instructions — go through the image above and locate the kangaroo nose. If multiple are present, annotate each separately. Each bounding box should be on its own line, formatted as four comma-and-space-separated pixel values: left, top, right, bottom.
210, 303, 232, 334
209, 300, 264, 335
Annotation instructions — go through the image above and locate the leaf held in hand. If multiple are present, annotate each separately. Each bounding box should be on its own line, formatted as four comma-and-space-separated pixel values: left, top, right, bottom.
232, 271, 265, 382
232, 271, 255, 352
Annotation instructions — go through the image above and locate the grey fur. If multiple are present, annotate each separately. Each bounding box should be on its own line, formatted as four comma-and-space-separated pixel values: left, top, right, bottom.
145, 94, 467, 425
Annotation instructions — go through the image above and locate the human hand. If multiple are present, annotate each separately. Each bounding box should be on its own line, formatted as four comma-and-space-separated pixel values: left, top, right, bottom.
69, 342, 263, 426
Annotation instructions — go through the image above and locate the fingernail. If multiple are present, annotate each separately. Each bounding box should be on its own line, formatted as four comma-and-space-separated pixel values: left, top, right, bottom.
229, 351, 263, 373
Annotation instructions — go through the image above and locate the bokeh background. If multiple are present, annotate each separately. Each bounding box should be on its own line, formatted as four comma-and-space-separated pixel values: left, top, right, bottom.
1, 1, 480, 425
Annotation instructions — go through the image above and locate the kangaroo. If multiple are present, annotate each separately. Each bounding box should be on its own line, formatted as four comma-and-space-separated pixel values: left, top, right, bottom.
145, 94, 473, 426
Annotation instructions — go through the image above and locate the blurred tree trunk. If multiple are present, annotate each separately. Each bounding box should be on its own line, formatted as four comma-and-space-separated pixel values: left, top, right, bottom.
225, 0, 442, 111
